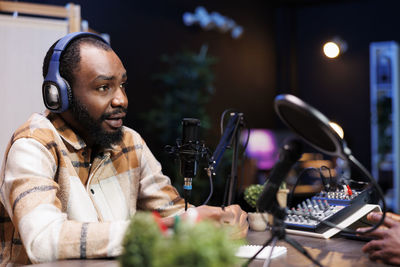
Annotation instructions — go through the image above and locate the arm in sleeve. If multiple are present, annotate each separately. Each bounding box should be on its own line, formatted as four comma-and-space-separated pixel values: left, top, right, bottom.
1, 138, 129, 263
136, 139, 186, 217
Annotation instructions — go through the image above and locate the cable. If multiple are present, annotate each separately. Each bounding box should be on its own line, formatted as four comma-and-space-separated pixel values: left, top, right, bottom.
320, 157, 387, 235
235, 125, 250, 206
220, 110, 249, 149
320, 165, 340, 191
346, 155, 386, 234
288, 158, 386, 235
288, 167, 320, 207
241, 123, 251, 152
216, 109, 249, 207
220, 108, 236, 135
184, 190, 189, 211
202, 168, 214, 206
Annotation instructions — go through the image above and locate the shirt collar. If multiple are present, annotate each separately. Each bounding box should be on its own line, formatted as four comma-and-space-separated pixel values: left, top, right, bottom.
48, 112, 87, 150
47, 111, 123, 152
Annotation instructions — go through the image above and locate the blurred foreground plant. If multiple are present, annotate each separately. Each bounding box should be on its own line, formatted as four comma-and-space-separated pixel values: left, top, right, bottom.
119, 212, 244, 267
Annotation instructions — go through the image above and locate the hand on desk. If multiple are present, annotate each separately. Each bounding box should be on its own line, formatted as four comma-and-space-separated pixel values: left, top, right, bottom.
193, 205, 249, 239
357, 211, 400, 265
161, 205, 248, 238
162, 205, 248, 239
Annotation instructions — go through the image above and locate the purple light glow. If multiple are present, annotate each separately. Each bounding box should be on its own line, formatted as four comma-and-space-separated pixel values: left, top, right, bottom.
241, 129, 279, 170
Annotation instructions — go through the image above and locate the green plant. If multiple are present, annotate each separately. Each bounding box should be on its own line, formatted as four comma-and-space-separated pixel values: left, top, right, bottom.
139, 45, 218, 205
243, 182, 287, 211
159, 219, 244, 267
243, 184, 263, 211
119, 212, 162, 267
119, 212, 244, 267
141, 45, 216, 146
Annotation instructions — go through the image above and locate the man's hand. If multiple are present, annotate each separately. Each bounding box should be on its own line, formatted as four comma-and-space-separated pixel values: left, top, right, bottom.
357, 212, 400, 265
189, 205, 248, 239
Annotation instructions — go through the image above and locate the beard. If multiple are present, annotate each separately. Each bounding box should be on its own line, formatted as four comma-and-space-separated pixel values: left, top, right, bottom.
70, 97, 127, 149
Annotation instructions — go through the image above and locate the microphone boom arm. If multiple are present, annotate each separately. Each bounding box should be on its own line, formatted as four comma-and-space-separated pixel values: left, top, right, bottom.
208, 112, 244, 206
209, 113, 241, 174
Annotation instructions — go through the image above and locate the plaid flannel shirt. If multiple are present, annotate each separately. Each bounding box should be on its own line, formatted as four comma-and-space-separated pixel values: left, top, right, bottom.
0, 111, 185, 265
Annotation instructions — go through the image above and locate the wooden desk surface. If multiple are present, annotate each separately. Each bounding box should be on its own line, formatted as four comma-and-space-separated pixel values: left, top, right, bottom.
247, 231, 389, 267
28, 231, 389, 267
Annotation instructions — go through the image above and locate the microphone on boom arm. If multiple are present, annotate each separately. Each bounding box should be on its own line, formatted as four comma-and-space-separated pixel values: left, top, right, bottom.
180, 118, 201, 194
256, 139, 303, 216
165, 118, 210, 210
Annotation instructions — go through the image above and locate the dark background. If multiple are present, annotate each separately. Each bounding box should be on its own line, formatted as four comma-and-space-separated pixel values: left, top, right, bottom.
17, 0, 400, 189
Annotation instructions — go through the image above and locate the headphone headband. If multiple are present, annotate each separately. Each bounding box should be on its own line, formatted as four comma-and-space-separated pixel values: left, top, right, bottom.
42, 32, 108, 113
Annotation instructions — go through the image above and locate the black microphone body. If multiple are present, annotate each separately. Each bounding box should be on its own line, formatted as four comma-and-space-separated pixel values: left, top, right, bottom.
180, 118, 201, 191
256, 139, 303, 214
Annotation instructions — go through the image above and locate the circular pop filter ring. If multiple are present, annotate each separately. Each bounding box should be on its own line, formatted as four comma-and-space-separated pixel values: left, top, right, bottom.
274, 94, 345, 158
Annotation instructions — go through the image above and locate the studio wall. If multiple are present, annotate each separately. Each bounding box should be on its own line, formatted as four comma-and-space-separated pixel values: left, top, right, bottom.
294, 0, 400, 170
20, 0, 278, 157
12, 0, 400, 173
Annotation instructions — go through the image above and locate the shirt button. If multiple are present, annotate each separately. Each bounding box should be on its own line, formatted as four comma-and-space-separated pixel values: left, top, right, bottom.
90, 189, 95, 194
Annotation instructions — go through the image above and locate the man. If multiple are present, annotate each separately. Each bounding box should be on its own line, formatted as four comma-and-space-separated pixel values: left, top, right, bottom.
358, 212, 400, 265
0, 32, 248, 265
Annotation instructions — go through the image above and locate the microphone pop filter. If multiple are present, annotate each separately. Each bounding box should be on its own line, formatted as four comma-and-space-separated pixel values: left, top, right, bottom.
274, 94, 387, 235
274, 94, 346, 158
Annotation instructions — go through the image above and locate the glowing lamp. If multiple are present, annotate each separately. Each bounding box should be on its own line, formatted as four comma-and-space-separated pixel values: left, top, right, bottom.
323, 37, 347, 59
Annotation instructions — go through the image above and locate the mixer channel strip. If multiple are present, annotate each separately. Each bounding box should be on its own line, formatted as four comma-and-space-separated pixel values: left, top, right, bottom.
284, 188, 372, 233
312, 189, 364, 205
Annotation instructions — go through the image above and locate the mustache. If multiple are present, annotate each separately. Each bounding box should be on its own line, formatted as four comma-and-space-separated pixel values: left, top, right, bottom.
100, 108, 128, 120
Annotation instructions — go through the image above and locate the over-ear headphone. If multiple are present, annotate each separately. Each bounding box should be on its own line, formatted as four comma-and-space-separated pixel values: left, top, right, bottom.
42, 32, 108, 113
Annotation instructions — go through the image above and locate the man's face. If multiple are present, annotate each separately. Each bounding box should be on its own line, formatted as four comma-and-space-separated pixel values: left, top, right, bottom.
69, 44, 128, 148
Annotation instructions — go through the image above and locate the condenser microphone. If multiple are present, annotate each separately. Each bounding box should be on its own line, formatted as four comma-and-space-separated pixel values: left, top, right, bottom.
256, 139, 303, 214
164, 118, 211, 210
180, 118, 201, 192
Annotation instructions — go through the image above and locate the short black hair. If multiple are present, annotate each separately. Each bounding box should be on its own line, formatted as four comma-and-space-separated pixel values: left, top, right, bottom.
42, 36, 111, 87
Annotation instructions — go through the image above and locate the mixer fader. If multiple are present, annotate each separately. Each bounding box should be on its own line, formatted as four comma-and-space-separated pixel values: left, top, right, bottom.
284, 187, 374, 233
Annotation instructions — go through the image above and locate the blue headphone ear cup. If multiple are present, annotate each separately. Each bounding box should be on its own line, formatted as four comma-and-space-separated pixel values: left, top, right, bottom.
42, 81, 61, 111
42, 77, 71, 113
42, 78, 70, 113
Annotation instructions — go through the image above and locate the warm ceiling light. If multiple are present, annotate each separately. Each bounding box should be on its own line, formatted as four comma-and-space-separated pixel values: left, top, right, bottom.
323, 37, 347, 59
323, 42, 340, 58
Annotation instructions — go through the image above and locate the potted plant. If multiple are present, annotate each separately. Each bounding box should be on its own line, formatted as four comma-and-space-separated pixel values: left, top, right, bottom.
243, 182, 289, 231
120, 212, 245, 267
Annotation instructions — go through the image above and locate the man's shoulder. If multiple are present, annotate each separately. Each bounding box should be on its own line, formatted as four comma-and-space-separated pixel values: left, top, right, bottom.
12, 112, 57, 142
121, 126, 140, 136
121, 126, 144, 145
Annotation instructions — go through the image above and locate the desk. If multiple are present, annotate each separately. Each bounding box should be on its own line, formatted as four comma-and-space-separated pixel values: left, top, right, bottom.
28, 231, 389, 267
247, 231, 389, 267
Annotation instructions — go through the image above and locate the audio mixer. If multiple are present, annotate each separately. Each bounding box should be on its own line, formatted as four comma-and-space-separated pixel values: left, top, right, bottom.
284, 187, 377, 237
